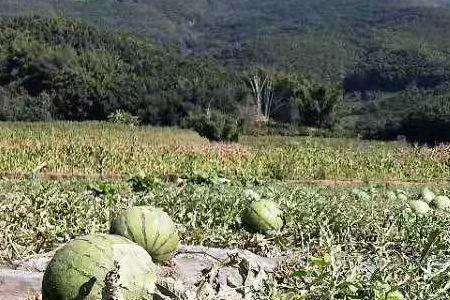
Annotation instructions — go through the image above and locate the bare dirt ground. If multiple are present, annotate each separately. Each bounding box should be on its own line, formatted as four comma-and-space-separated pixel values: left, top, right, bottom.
0, 245, 290, 300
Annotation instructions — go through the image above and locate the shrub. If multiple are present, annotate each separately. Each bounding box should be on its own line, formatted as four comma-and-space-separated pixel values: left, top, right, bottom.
184, 110, 241, 142
107, 109, 140, 126
128, 173, 162, 192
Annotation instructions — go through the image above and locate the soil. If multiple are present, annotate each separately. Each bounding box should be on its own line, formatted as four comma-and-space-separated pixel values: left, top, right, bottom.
0, 245, 289, 300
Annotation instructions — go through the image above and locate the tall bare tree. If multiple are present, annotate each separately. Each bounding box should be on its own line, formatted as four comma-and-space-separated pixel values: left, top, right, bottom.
248, 68, 278, 121
248, 70, 265, 117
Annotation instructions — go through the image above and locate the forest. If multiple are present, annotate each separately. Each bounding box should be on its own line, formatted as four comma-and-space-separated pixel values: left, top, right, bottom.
1, 0, 450, 143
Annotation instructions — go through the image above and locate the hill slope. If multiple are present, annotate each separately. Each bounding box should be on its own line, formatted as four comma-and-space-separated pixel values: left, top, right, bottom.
0, 16, 244, 124
2, 0, 450, 81
2, 1, 450, 142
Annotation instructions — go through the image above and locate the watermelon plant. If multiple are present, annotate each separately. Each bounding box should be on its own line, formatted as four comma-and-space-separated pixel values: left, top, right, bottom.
3, 180, 450, 299
386, 191, 397, 201
110, 206, 179, 263
397, 192, 408, 202
42, 234, 156, 300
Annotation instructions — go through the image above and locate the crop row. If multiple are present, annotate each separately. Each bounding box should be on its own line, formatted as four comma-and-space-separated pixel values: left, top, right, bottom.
0, 122, 450, 181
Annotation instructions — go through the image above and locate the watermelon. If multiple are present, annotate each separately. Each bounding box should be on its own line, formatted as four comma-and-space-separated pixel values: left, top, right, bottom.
110, 206, 179, 263
243, 200, 283, 233
430, 195, 450, 211
421, 187, 435, 203
386, 290, 404, 300
409, 200, 430, 215
42, 234, 156, 300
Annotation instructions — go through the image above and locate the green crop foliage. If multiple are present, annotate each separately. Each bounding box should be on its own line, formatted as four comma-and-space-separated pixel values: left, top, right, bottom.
1, 122, 450, 298
1, 180, 450, 299
0, 122, 449, 182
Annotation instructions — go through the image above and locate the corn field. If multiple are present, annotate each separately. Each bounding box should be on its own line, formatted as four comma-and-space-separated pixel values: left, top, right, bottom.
0, 122, 449, 182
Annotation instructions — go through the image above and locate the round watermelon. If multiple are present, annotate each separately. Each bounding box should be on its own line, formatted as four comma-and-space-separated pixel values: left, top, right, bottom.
386, 290, 404, 300
409, 200, 430, 215
42, 234, 156, 300
421, 187, 435, 204
243, 200, 283, 233
430, 195, 450, 211
110, 206, 179, 263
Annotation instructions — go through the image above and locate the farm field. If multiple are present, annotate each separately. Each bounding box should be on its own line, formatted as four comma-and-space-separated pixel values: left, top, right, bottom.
1, 122, 450, 182
1, 122, 450, 299
1, 179, 450, 299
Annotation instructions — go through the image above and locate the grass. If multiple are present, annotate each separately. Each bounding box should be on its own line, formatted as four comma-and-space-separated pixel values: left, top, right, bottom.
1, 179, 450, 298
0, 121, 450, 182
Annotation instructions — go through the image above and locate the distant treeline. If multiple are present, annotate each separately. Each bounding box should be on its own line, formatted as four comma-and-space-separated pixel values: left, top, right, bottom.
0, 17, 341, 129
1, 16, 450, 144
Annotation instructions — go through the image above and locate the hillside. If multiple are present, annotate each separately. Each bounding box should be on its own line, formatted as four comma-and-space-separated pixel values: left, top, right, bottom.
0, 16, 244, 124
2, 0, 450, 81
2, 1, 450, 142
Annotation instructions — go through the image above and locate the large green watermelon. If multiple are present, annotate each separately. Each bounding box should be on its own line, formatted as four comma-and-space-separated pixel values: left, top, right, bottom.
409, 200, 430, 215
430, 195, 450, 211
243, 200, 284, 233
42, 234, 156, 300
110, 206, 179, 263
386, 290, 404, 300
421, 187, 436, 204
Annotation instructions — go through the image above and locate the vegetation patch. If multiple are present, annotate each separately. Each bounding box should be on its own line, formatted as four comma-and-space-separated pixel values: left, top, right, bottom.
1, 179, 450, 298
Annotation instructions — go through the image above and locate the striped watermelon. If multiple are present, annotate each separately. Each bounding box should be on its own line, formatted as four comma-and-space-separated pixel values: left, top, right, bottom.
243, 200, 284, 233
421, 187, 436, 204
409, 200, 430, 215
386, 290, 404, 300
42, 234, 156, 300
110, 206, 179, 263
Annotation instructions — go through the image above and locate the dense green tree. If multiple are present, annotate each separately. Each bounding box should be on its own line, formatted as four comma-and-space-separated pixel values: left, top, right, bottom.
344, 49, 450, 94
1, 12, 450, 143
0, 16, 247, 124
267, 73, 342, 128
400, 97, 450, 145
